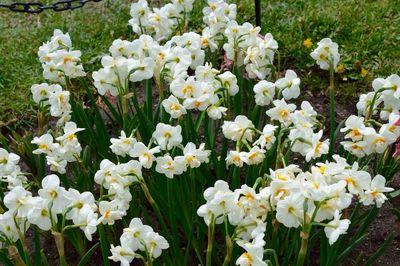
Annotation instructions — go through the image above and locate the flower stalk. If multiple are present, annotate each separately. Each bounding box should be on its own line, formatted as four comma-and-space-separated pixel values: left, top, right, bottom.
8, 245, 26, 266
206, 215, 215, 266
52, 230, 67, 266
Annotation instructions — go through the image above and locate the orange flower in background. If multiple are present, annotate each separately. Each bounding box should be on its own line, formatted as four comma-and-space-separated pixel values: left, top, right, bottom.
303, 38, 313, 48
361, 68, 368, 77
336, 64, 345, 74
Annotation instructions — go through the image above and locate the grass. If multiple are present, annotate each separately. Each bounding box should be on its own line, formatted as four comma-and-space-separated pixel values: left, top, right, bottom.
0, 0, 399, 130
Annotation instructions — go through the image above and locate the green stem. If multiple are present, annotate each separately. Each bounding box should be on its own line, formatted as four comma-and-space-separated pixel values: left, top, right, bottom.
206, 216, 215, 266
328, 63, 335, 159
296, 231, 309, 266
52, 230, 67, 266
222, 234, 233, 266
140, 181, 169, 234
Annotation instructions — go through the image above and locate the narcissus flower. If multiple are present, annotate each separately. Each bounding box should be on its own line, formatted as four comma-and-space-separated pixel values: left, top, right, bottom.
361, 175, 394, 208
324, 210, 350, 245
310, 38, 340, 70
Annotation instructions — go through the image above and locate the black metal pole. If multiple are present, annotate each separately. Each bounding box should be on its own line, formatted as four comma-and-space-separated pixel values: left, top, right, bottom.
255, 0, 261, 26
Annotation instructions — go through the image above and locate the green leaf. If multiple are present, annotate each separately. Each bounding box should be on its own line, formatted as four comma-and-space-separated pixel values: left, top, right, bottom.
34, 227, 42, 266
77, 243, 99, 266
336, 234, 367, 262
389, 189, 400, 199
0, 252, 14, 266
98, 224, 111, 266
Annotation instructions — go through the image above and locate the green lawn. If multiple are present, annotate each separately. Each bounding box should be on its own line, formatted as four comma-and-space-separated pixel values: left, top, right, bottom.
0, 0, 399, 130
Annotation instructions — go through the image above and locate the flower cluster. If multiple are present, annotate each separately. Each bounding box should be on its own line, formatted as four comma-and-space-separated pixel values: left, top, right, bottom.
0, 149, 27, 190
341, 75, 400, 157
165, 64, 238, 120
1, 175, 99, 241
201, 0, 236, 50
108, 128, 210, 179
223, 21, 278, 80
31, 122, 83, 174
38, 29, 85, 83
109, 218, 169, 265
199, 155, 394, 250
129, 0, 194, 42
31, 83, 72, 125
93, 35, 157, 96
223, 99, 328, 167
1, 0, 398, 265
197, 180, 269, 265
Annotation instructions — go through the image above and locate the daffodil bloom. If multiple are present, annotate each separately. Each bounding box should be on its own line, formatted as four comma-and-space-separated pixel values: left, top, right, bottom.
266, 99, 296, 124
324, 210, 350, 245
253, 80, 275, 106
222, 115, 255, 142
361, 175, 394, 208
276, 69, 301, 100
310, 38, 340, 70
275, 194, 304, 228
162, 95, 187, 119
109, 245, 136, 266
152, 123, 183, 150
110, 131, 137, 157
129, 142, 160, 169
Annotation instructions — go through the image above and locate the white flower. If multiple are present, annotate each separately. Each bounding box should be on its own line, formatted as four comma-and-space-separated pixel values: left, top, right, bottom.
27, 197, 55, 231
129, 57, 155, 82
48, 86, 71, 117
207, 105, 227, 120
276, 194, 304, 228
222, 115, 255, 142
129, 142, 160, 169
324, 210, 350, 245
305, 131, 329, 162
253, 80, 275, 106
155, 155, 186, 178
38, 174, 68, 214
182, 142, 210, 168
361, 175, 394, 208
266, 99, 296, 124
236, 236, 267, 266
253, 124, 277, 149
218, 71, 239, 96
243, 146, 266, 165
152, 123, 183, 150
65, 189, 97, 224
310, 38, 340, 70
0, 148, 20, 176
121, 218, 153, 251
143, 231, 169, 259
276, 70, 301, 100
162, 95, 187, 119
98, 200, 125, 225
4, 186, 33, 218
382, 74, 400, 99
31, 83, 58, 105
32, 133, 56, 155
341, 141, 368, 158
110, 131, 137, 157
109, 245, 135, 266
79, 211, 99, 241
0, 211, 25, 242
340, 115, 374, 141
226, 150, 247, 167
